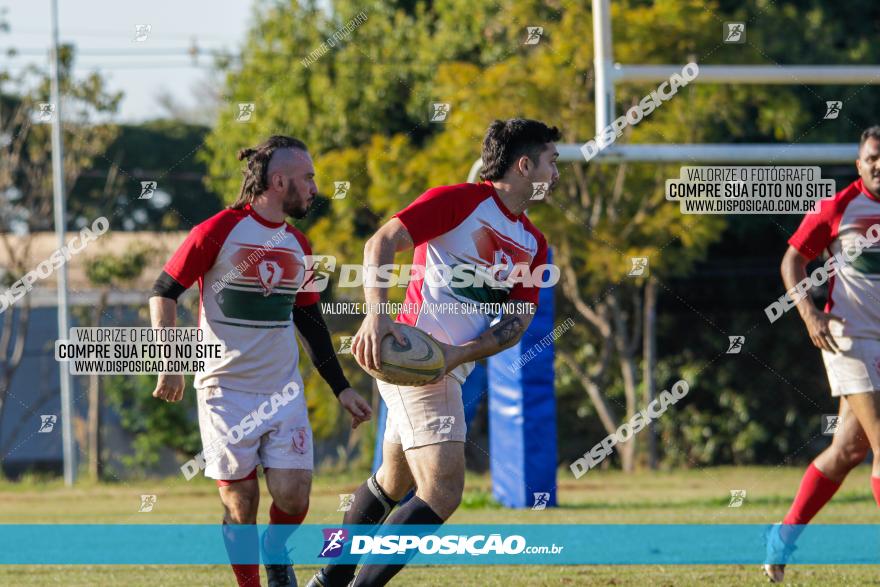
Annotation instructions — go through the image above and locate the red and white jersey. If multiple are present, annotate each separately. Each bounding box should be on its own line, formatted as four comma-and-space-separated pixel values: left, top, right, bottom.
789, 178, 880, 339
164, 204, 319, 393
394, 181, 548, 383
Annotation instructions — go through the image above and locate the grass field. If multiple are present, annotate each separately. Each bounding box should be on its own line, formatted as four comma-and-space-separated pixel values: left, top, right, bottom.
1, 466, 878, 585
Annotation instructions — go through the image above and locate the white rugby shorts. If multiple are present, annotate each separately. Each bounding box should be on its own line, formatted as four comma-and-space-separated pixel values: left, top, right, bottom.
822, 336, 880, 397
379, 376, 466, 450
196, 384, 312, 480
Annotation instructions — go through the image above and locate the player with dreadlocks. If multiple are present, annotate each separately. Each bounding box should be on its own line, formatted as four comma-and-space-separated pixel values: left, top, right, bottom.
150, 135, 372, 586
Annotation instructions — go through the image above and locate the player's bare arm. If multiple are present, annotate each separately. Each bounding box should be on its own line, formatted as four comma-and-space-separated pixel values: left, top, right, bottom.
780, 245, 842, 353
441, 305, 537, 373
353, 217, 411, 370
149, 295, 185, 402
293, 302, 372, 429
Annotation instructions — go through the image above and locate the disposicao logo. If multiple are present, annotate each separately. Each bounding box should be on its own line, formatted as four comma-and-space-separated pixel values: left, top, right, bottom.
319, 528, 349, 558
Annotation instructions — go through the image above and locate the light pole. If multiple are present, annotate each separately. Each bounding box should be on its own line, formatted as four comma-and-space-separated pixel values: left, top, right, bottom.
49, 0, 75, 486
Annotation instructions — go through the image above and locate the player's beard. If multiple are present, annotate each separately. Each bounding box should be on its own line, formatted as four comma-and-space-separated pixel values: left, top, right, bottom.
537, 178, 558, 198
282, 183, 312, 219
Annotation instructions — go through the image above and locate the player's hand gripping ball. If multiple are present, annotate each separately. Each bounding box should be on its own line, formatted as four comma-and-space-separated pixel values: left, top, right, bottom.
356, 323, 446, 385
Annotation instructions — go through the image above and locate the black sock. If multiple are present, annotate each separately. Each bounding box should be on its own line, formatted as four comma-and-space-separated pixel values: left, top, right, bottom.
351, 496, 444, 587
321, 475, 399, 586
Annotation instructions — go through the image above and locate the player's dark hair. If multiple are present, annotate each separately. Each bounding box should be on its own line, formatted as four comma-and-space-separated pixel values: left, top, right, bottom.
859, 126, 880, 151
230, 135, 309, 209
479, 119, 561, 181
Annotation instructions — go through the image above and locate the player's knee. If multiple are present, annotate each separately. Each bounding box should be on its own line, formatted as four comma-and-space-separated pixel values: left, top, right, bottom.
828, 440, 869, 470
418, 475, 464, 518
276, 493, 309, 517
844, 445, 870, 467
446, 469, 465, 496
224, 496, 259, 524
376, 466, 414, 501
221, 485, 260, 524
435, 465, 465, 501
445, 482, 464, 512
388, 480, 415, 503
269, 485, 309, 516
419, 488, 462, 520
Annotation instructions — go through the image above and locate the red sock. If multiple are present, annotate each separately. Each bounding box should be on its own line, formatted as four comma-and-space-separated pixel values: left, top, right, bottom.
222, 520, 261, 586
269, 502, 308, 526
231, 564, 261, 587
871, 476, 880, 507
263, 502, 308, 561
783, 463, 842, 525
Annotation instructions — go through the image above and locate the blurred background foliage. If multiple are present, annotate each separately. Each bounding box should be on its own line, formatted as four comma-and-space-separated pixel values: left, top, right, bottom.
6, 0, 880, 477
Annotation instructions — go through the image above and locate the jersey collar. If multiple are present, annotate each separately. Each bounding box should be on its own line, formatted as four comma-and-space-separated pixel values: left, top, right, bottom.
483, 181, 522, 222
244, 203, 286, 228
858, 177, 880, 203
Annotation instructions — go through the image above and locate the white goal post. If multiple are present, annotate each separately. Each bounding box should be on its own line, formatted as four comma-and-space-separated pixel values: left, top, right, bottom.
467, 0, 873, 182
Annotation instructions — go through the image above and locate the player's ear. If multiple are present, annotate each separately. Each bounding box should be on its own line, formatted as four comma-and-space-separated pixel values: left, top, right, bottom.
516, 154, 531, 177
269, 170, 284, 191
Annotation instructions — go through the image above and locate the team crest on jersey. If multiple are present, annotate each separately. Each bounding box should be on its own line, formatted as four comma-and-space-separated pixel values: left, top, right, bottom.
492, 250, 515, 282
257, 260, 284, 296
443, 222, 536, 305
472, 223, 533, 270
218, 245, 303, 323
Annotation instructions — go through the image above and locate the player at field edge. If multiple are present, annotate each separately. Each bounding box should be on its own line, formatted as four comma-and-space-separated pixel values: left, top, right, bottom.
764, 126, 880, 583
150, 136, 372, 587
308, 119, 560, 587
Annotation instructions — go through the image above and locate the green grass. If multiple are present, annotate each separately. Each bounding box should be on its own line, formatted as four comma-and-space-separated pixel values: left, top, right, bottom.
1, 466, 878, 585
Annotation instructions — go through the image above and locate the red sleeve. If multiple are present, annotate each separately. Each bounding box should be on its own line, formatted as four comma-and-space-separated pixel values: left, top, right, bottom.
788, 180, 862, 260
164, 221, 228, 289
509, 226, 548, 306
287, 225, 321, 307
393, 183, 490, 246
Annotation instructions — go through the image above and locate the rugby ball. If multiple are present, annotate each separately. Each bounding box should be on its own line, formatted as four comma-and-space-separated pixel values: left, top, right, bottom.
357, 324, 446, 386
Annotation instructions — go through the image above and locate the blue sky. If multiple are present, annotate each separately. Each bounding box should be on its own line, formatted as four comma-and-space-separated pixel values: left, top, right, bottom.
2, 0, 254, 122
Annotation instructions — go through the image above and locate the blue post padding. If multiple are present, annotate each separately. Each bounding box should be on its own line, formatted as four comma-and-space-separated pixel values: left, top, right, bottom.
371, 394, 388, 473
372, 364, 487, 473
488, 252, 557, 508
461, 362, 487, 424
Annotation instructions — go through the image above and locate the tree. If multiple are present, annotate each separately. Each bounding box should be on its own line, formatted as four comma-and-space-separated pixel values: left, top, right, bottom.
102, 286, 203, 475
202, 0, 880, 472
70, 121, 223, 232
73, 245, 155, 481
